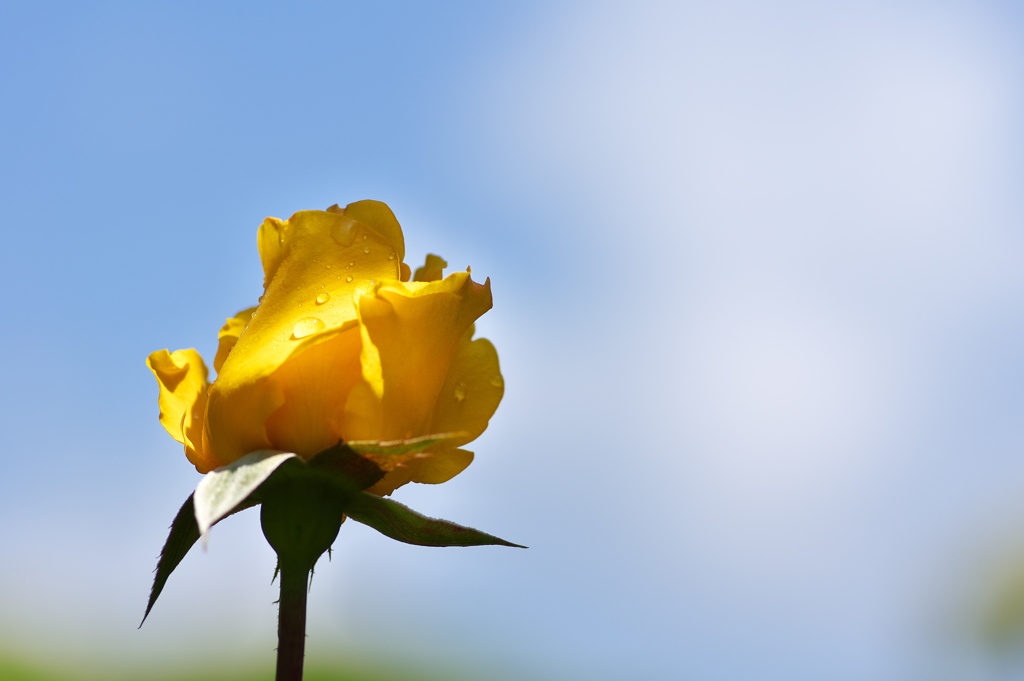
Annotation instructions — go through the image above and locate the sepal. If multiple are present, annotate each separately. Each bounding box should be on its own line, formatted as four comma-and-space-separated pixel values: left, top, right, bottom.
141, 494, 199, 626
195, 450, 299, 537
143, 438, 522, 624
345, 492, 525, 548
141, 489, 265, 626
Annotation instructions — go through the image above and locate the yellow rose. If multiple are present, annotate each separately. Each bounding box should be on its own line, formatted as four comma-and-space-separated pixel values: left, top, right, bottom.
147, 201, 503, 496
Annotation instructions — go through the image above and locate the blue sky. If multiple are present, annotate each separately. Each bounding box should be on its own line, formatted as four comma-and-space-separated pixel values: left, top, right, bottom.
2, 2, 1024, 680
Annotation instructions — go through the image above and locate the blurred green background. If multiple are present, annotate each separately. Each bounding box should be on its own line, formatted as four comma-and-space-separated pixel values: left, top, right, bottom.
0, 656, 467, 681
3, 1, 1024, 680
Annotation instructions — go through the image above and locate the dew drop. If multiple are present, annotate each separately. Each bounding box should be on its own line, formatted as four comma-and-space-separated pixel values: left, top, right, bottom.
363, 246, 371, 254
388, 252, 396, 260
489, 375, 504, 388
362, 234, 368, 240
346, 275, 353, 282
315, 292, 330, 305
330, 217, 359, 247
454, 382, 468, 401
348, 261, 354, 267
292, 317, 325, 339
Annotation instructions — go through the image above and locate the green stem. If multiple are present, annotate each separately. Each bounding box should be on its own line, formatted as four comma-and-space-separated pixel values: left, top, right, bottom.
261, 471, 346, 681
276, 560, 310, 681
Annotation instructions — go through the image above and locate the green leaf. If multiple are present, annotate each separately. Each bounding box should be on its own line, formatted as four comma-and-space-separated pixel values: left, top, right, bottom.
194, 450, 298, 537
141, 493, 199, 626
345, 492, 525, 548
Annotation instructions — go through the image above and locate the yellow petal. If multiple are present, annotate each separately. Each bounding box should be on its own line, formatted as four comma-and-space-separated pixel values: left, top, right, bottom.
410, 448, 475, 484
203, 377, 284, 468
342, 272, 493, 444
342, 200, 405, 265
257, 216, 288, 288
146, 349, 218, 472
413, 254, 447, 282
371, 330, 501, 492
429, 335, 503, 448
367, 449, 475, 496
214, 306, 257, 374
208, 208, 401, 464
263, 323, 363, 457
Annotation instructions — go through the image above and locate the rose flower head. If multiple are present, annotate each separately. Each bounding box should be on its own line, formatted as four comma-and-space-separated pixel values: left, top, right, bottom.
147, 201, 503, 495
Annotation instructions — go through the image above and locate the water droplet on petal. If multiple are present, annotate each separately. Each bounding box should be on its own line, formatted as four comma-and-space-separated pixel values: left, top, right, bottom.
454, 382, 468, 401
348, 261, 354, 267
292, 317, 325, 339
362, 234, 368, 240
363, 246, 371, 254
330, 217, 359, 247
388, 252, 396, 260
346, 275, 353, 282
315, 292, 330, 305
326, 263, 332, 269
489, 375, 503, 388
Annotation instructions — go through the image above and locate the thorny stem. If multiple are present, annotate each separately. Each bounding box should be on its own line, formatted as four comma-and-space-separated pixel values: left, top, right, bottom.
261, 474, 344, 681
276, 559, 310, 681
